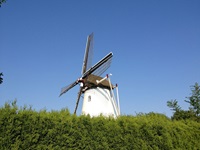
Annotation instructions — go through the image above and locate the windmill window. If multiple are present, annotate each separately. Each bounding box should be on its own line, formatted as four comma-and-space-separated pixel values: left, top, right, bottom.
88, 95, 91, 102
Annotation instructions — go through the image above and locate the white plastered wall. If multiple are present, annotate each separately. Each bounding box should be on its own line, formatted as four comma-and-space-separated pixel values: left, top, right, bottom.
82, 87, 117, 118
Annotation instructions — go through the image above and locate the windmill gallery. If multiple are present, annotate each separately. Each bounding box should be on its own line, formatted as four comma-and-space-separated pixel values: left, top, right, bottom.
59, 33, 120, 118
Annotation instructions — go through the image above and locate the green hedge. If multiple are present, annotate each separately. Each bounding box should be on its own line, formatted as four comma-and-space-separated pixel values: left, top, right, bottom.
0, 102, 200, 150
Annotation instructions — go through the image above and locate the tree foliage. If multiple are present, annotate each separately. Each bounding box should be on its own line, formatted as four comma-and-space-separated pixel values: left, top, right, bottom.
185, 83, 200, 116
167, 99, 181, 112
0, 101, 200, 149
167, 82, 200, 121
0, 72, 3, 84
0, 0, 6, 7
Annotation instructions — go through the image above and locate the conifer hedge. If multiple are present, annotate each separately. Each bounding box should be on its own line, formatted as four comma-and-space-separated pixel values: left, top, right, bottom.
0, 101, 200, 149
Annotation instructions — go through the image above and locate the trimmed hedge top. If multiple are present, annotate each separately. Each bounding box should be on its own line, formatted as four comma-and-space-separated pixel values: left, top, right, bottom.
0, 102, 200, 150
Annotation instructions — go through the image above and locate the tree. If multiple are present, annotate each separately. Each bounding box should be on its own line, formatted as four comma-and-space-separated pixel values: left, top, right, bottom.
0, 72, 3, 84
185, 82, 200, 116
167, 99, 181, 112
172, 110, 197, 121
167, 83, 200, 121
0, 0, 6, 7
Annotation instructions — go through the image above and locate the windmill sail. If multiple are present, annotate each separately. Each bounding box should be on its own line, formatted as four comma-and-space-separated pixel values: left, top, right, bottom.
82, 52, 113, 79
82, 33, 94, 75
92, 57, 112, 76
59, 80, 78, 97
59, 52, 113, 97
74, 87, 83, 114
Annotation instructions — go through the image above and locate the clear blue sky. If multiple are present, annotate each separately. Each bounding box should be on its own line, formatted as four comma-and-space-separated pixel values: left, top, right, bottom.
1, 1, 200, 116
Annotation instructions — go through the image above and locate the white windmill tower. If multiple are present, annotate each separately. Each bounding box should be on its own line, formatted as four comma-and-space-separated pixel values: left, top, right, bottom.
59, 33, 120, 118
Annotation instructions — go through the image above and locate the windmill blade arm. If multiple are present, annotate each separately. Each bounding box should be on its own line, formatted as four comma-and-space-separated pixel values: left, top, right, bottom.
82, 33, 94, 74
59, 80, 78, 97
93, 57, 112, 76
82, 52, 113, 79
74, 87, 82, 114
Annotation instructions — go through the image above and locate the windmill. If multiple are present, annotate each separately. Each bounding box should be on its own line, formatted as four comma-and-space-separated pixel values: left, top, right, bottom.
59, 33, 120, 117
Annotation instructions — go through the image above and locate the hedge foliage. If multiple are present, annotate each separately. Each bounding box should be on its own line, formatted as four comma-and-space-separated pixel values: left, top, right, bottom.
0, 101, 200, 150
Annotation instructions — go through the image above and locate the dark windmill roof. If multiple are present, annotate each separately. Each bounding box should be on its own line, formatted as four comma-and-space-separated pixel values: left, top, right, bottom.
84, 74, 114, 90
